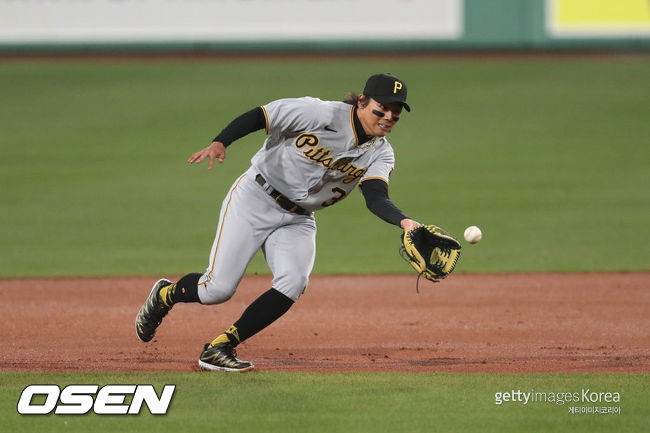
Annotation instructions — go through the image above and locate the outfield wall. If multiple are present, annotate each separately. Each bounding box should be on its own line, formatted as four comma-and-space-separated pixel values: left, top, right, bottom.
0, 0, 648, 52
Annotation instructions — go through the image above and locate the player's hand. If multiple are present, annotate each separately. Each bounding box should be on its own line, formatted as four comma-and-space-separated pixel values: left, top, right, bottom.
188, 141, 226, 170
400, 218, 421, 231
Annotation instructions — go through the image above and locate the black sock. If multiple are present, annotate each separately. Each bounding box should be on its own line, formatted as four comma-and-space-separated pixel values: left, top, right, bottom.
230, 288, 294, 345
162, 273, 202, 305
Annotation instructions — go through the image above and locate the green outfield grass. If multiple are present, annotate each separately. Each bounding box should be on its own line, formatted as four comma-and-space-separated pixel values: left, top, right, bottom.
1, 57, 648, 277
1, 372, 647, 432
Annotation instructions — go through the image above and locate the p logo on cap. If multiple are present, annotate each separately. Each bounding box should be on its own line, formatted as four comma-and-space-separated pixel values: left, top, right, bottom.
363, 73, 411, 112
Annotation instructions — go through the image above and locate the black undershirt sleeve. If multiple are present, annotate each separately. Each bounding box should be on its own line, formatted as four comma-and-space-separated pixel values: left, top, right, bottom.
213, 106, 266, 147
359, 178, 409, 227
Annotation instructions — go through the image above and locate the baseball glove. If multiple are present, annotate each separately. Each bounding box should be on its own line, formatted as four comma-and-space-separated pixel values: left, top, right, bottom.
399, 225, 462, 291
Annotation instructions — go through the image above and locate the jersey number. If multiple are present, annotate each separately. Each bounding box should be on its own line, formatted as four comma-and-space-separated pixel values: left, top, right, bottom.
321, 187, 347, 207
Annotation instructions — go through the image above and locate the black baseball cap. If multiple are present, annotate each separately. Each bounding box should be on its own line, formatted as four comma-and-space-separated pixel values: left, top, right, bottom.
363, 73, 410, 112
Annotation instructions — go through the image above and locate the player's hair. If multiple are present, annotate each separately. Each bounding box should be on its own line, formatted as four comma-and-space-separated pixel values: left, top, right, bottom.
343, 93, 369, 108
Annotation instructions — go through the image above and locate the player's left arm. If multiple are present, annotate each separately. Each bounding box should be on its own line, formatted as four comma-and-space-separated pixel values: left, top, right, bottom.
359, 179, 419, 229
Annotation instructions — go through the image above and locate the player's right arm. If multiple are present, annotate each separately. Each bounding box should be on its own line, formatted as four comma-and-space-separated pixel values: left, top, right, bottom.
263, 97, 322, 134
188, 107, 266, 169
188, 141, 227, 170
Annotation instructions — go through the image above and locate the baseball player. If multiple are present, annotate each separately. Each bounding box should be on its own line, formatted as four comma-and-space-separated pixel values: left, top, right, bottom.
136, 73, 420, 372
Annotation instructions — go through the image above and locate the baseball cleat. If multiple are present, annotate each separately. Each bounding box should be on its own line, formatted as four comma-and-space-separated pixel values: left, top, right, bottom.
198, 343, 254, 372
135, 278, 173, 343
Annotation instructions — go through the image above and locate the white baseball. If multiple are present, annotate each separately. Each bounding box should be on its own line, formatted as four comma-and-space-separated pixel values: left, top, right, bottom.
463, 226, 482, 244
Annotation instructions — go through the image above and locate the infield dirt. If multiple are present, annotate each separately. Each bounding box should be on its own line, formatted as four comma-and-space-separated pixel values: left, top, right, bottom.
2, 273, 648, 373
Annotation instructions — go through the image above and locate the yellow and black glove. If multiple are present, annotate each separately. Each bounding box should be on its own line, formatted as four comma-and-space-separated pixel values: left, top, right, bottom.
399, 225, 461, 291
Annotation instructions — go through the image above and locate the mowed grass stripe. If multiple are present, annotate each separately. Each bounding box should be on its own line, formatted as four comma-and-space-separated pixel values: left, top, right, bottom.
0, 59, 648, 277
1, 372, 648, 433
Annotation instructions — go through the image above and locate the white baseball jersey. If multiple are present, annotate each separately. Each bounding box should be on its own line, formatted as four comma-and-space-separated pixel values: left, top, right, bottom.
199, 97, 398, 303
251, 97, 395, 212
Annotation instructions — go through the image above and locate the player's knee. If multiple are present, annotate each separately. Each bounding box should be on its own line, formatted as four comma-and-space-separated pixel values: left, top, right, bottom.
197, 279, 237, 305
274, 275, 309, 302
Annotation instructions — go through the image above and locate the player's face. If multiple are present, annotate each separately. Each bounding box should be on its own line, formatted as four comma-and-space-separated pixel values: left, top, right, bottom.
357, 98, 403, 137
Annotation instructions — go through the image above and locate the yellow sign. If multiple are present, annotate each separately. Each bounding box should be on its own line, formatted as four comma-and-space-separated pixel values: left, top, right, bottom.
548, 0, 650, 36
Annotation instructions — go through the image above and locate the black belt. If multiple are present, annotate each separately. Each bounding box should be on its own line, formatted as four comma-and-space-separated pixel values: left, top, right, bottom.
255, 174, 309, 216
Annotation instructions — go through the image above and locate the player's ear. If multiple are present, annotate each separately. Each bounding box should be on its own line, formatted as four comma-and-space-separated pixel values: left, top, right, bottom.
358, 95, 369, 109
